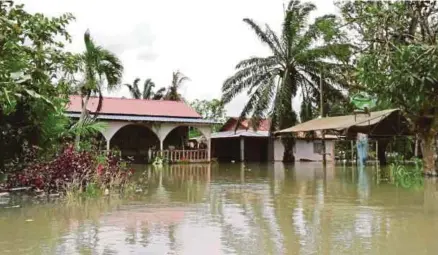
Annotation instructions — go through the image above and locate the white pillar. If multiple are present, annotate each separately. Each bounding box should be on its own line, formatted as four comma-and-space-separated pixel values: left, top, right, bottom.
207, 138, 211, 162
106, 139, 110, 152
240, 137, 245, 162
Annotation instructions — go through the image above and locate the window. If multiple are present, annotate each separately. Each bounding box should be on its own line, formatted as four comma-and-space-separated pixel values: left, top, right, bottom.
313, 141, 323, 154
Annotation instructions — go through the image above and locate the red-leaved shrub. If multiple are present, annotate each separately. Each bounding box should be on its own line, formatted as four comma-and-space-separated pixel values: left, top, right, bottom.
6, 144, 133, 193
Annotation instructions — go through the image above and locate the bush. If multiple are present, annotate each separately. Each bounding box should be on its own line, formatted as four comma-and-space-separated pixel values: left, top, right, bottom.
4, 144, 134, 195
390, 157, 423, 189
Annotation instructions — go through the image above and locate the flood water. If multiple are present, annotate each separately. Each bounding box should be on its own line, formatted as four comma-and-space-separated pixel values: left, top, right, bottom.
1, 163, 438, 255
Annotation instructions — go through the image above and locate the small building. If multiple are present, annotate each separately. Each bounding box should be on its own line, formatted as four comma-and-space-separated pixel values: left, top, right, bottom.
211, 117, 337, 162
273, 132, 337, 162
276, 109, 412, 165
66, 96, 215, 163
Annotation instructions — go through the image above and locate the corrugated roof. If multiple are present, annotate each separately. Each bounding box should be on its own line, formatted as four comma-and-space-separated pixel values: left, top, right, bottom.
66, 95, 201, 118
65, 113, 218, 124
220, 118, 271, 132
276, 109, 399, 134
295, 131, 339, 140
211, 130, 270, 139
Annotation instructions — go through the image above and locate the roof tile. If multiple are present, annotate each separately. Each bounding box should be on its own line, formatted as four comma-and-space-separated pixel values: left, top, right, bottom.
66, 95, 201, 118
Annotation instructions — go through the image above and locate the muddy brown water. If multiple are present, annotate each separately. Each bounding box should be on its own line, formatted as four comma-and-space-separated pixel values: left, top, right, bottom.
1, 163, 438, 255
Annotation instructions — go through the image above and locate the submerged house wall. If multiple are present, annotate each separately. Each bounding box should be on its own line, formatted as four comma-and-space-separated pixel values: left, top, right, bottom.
273, 138, 335, 162
211, 137, 269, 162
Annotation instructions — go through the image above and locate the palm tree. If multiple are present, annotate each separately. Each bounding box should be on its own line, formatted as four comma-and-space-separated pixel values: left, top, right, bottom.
75, 30, 124, 149
221, 0, 351, 161
164, 70, 190, 101
124, 78, 166, 100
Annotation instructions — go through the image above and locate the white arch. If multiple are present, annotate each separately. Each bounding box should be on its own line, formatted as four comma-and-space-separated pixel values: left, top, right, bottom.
161, 124, 212, 142
101, 121, 160, 151
98, 121, 212, 161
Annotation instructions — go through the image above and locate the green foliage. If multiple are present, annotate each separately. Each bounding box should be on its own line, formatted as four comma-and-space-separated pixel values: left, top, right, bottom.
69, 116, 108, 140
338, 1, 438, 172
222, 0, 352, 161
164, 70, 189, 101
300, 100, 316, 122
74, 30, 123, 149
190, 99, 226, 132
0, 2, 79, 170
339, 1, 438, 132
390, 157, 423, 189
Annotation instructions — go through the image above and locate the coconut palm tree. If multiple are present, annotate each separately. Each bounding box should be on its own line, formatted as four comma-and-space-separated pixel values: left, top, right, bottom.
164, 70, 189, 101
222, 0, 351, 161
75, 30, 124, 149
124, 78, 166, 100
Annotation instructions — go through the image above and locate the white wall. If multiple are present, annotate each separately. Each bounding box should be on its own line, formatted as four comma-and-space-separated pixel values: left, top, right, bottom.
273, 138, 335, 162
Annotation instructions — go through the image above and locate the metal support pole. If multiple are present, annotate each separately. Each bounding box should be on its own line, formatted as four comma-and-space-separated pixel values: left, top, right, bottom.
240, 137, 245, 162
376, 140, 379, 165
351, 140, 354, 164
320, 69, 326, 165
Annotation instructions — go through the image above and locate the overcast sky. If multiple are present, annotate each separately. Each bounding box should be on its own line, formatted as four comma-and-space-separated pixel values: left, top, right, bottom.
18, 0, 337, 116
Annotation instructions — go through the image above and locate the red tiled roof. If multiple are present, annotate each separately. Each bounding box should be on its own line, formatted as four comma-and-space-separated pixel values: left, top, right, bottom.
66, 95, 201, 118
221, 117, 271, 131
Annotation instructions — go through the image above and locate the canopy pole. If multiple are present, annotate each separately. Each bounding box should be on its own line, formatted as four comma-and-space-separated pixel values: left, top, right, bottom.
320, 68, 326, 165
376, 140, 379, 165
351, 140, 354, 164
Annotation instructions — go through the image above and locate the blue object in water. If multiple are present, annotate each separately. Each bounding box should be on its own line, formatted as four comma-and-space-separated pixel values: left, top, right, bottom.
357, 134, 368, 166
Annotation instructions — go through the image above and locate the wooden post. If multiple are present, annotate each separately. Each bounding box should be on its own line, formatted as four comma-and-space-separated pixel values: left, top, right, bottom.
207, 139, 211, 162
351, 140, 354, 164
375, 140, 379, 165
320, 68, 326, 165
240, 137, 245, 162
414, 134, 419, 157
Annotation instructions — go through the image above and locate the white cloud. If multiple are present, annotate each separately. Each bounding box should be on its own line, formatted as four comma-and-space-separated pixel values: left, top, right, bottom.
17, 0, 336, 116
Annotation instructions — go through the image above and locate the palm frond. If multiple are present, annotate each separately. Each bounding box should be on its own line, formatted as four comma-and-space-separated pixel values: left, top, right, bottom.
96, 48, 123, 90
142, 78, 155, 99
153, 87, 166, 100
283, 1, 316, 50
125, 78, 141, 99
243, 18, 283, 58
69, 115, 108, 138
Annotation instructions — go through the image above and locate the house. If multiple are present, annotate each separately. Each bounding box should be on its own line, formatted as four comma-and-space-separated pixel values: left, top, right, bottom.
210, 117, 336, 162
66, 95, 216, 163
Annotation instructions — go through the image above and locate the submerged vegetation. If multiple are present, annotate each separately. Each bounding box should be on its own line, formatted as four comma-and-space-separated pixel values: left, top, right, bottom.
2, 144, 134, 198
390, 157, 424, 189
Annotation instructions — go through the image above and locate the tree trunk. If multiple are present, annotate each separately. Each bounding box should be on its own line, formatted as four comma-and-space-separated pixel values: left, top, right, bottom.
75, 95, 90, 150
421, 131, 437, 175
282, 137, 295, 163
377, 139, 389, 166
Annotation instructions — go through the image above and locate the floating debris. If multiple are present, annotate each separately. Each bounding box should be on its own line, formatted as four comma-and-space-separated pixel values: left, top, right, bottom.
0, 192, 10, 197
4, 205, 20, 209
25, 219, 34, 222
9, 187, 31, 192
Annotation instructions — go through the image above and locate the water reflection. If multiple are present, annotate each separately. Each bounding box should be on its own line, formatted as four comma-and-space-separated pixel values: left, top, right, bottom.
2, 164, 438, 254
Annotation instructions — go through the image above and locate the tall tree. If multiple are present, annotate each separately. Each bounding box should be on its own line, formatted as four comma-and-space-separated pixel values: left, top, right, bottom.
164, 70, 189, 101
221, 0, 351, 161
338, 1, 438, 174
75, 30, 123, 149
190, 99, 227, 132
0, 1, 78, 170
124, 78, 166, 100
